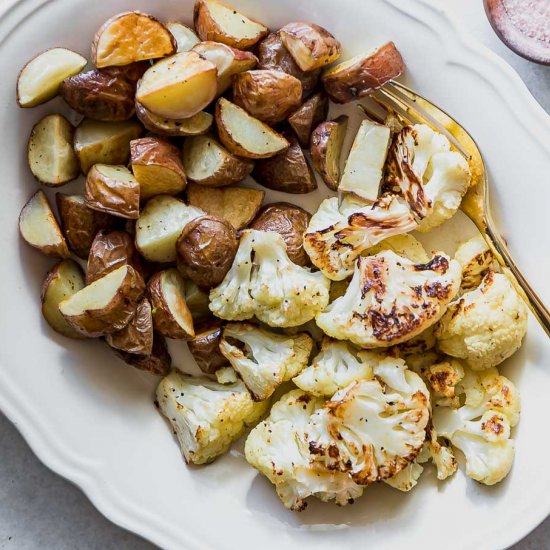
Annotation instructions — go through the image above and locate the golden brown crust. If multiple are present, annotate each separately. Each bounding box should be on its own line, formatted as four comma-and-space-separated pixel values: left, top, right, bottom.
135, 102, 213, 137
187, 319, 227, 374
288, 92, 329, 148
114, 331, 171, 376
106, 297, 154, 355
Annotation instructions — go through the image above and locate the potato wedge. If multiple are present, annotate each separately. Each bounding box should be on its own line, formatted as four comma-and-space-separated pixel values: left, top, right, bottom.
106, 297, 153, 355
167, 21, 200, 52
322, 42, 405, 103
186, 183, 264, 230
188, 320, 227, 374
135, 102, 213, 137
56, 194, 113, 259
288, 92, 329, 147
74, 119, 143, 174
279, 22, 341, 71
252, 132, 317, 194
102, 62, 150, 84
85, 164, 140, 219
148, 269, 195, 339
17, 48, 87, 108
192, 41, 257, 95
310, 115, 349, 190
41, 260, 86, 339
193, 0, 268, 50
92, 11, 176, 68
136, 51, 217, 119
232, 70, 302, 124
59, 264, 145, 337
184, 281, 211, 323
182, 135, 253, 187
19, 191, 69, 258
135, 195, 204, 263
114, 331, 171, 376
27, 114, 79, 186
215, 98, 289, 159
130, 137, 186, 200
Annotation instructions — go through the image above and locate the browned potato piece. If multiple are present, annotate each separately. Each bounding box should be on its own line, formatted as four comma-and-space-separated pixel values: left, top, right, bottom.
184, 280, 211, 323
19, 191, 70, 258
176, 216, 238, 289
257, 33, 320, 99
250, 203, 311, 266
279, 22, 341, 71
114, 331, 171, 376
102, 62, 150, 84
288, 92, 329, 147
232, 70, 302, 125
148, 269, 195, 339
135, 103, 213, 137
166, 22, 200, 52
252, 132, 317, 194
130, 137, 186, 200
85, 164, 140, 219
92, 11, 176, 68
322, 42, 405, 103
59, 264, 145, 337
186, 183, 264, 230
193, 0, 268, 50
187, 319, 227, 374
56, 194, 113, 259
106, 297, 153, 355
310, 115, 349, 190
182, 135, 253, 187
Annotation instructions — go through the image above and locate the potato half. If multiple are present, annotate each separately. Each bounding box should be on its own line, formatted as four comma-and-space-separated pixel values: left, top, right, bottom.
188, 320, 227, 374
41, 260, 86, 339
215, 98, 289, 159
288, 92, 329, 148
114, 331, 171, 376
148, 269, 195, 339
92, 11, 176, 68
130, 137, 187, 200
182, 135, 253, 187
166, 21, 200, 52
135, 102, 213, 137
106, 297, 153, 355
28, 114, 79, 186
19, 191, 69, 258
136, 51, 217, 119
59, 264, 145, 337
184, 280, 212, 323
17, 47, 87, 108
193, 0, 268, 50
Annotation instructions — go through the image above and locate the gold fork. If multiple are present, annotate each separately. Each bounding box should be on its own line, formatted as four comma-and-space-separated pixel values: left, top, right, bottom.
367, 80, 550, 337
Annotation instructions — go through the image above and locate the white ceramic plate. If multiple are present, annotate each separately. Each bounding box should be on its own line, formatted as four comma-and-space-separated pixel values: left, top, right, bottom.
1, 0, 549, 549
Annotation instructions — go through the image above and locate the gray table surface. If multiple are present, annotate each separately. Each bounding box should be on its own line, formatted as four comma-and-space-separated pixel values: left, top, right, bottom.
1, 1, 549, 549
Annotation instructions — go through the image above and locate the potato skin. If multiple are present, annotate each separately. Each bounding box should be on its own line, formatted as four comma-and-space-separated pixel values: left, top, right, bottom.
250, 203, 311, 266
114, 331, 171, 376
106, 297, 153, 355
288, 92, 329, 148
187, 319, 227, 374
176, 215, 238, 290
135, 102, 213, 137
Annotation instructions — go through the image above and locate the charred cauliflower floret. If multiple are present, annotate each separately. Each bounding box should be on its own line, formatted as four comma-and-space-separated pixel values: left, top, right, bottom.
436, 271, 528, 370
156, 370, 269, 465
454, 234, 497, 292
316, 250, 462, 348
245, 389, 363, 511
210, 230, 330, 327
219, 322, 313, 401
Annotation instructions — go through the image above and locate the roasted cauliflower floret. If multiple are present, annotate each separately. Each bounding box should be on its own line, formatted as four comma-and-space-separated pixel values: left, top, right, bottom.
454, 234, 497, 292
316, 250, 462, 348
245, 390, 363, 511
210, 230, 330, 327
219, 322, 313, 401
436, 271, 528, 370
156, 370, 268, 465
365, 233, 429, 264
307, 357, 430, 484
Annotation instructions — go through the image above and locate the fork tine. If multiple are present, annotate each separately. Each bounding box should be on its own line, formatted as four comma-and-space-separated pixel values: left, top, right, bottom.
356, 103, 386, 124
372, 89, 415, 126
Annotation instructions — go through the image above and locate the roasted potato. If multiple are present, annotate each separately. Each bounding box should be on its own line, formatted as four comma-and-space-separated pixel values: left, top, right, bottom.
257, 33, 320, 99
135, 103, 213, 137
186, 183, 264, 230
176, 215, 238, 289
252, 132, 317, 194
250, 203, 311, 266
59, 264, 145, 337
136, 51, 217, 119
41, 260, 86, 339
148, 269, 195, 339
166, 21, 200, 52
106, 297, 153, 355
215, 98, 289, 159
279, 22, 341, 71
187, 320, 227, 374
114, 331, 171, 376
130, 137, 187, 200
310, 115, 349, 190
184, 280, 212, 322
322, 42, 405, 103
102, 62, 150, 84
27, 114, 79, 186
182, 135, 253, 187
288, 92, 329, 147
193, 0, 268, 50
17, 47, 87, 108
56, 194, 113, 259
92, 11, 176, 68
232, 70, 302, 125
85, 164, 140, 219
74, 119, 143, 175
19, 190, 69, 258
